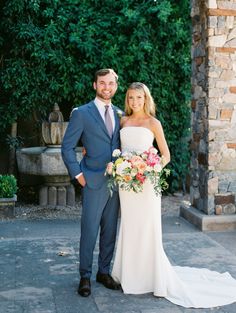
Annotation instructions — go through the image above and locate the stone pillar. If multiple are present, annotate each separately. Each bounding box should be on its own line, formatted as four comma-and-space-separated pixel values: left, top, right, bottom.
180, 0, 236, 231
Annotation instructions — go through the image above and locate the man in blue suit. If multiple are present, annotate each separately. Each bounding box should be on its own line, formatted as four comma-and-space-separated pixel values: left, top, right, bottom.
61, 69, 121, 297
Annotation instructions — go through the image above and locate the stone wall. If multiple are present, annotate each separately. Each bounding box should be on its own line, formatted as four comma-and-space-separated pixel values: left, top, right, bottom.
191, 0, 236, 215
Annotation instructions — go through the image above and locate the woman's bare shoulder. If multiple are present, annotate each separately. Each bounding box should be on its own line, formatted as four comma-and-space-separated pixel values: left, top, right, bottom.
149, 116, 162, 130
120, 116, 129, 127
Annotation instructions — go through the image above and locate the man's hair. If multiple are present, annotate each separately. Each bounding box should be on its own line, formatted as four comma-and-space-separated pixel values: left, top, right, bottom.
94, 68, 118, 83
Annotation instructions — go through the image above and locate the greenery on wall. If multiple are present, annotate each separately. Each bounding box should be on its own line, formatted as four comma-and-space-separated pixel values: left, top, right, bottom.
0, 0, 191, 191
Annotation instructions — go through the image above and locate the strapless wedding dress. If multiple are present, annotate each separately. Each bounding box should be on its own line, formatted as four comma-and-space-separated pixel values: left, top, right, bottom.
111, 127, 236, 308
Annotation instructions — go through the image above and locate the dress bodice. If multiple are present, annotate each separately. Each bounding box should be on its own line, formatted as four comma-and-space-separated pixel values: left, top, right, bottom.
120, 127, 154, 153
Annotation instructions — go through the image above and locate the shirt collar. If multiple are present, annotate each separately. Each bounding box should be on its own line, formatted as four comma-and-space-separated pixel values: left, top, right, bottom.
94, 97, 112, 110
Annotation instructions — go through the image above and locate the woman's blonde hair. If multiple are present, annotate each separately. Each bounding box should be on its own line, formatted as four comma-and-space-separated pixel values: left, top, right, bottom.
125, 82, 156, 117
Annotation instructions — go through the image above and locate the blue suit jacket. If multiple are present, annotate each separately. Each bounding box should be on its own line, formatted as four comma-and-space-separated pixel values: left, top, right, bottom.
61, 101, 121, 189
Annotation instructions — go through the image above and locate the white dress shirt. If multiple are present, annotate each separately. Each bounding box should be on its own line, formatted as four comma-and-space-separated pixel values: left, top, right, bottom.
94, 97, 115, 131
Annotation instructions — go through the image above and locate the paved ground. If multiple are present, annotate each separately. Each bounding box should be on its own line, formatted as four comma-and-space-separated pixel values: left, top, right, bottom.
0, 194, 236, 313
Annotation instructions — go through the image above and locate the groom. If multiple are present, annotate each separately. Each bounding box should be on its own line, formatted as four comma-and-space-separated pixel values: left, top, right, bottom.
61, 69, 121, 297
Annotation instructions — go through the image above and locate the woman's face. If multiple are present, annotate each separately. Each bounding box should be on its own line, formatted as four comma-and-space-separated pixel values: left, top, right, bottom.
127, 89, 145, 113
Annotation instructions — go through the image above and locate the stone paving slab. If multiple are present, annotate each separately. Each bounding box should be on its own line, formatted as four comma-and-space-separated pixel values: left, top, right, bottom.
0, 216, 236, 313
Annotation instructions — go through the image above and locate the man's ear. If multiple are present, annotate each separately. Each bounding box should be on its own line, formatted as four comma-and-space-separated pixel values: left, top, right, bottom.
93, 82, 97, 90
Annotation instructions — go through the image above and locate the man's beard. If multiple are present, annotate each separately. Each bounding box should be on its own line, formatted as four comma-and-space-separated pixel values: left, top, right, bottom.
96, 90, 114, 101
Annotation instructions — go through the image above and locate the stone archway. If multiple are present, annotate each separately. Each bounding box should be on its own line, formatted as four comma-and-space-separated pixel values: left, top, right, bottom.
180, 0, 236, 230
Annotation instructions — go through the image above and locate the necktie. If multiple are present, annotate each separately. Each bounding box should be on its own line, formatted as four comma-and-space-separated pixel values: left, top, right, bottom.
104, 105, 113, 137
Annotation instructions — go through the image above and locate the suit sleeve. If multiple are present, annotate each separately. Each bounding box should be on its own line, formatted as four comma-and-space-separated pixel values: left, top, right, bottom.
61, 108, 84, 179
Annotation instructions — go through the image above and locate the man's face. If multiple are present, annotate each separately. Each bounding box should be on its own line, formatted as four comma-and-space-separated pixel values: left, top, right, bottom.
93, 72, 118, 103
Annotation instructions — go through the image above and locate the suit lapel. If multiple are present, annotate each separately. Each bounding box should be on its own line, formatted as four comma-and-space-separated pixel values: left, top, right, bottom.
112, 106, 120, 138
88, 101, 110, 138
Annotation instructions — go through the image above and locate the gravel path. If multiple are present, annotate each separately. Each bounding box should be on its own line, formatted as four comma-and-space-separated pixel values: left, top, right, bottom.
6, 192, 190, 220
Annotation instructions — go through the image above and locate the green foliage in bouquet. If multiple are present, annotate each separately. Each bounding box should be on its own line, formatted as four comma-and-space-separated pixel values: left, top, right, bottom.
0, 175, 18, 198
0, 0, 191, 192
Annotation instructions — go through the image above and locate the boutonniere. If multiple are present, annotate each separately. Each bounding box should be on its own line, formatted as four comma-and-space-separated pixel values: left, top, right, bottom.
116, 109, 123, 119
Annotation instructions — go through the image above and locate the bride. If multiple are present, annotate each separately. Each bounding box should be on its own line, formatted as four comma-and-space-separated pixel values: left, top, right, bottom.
111, 82, 236, 308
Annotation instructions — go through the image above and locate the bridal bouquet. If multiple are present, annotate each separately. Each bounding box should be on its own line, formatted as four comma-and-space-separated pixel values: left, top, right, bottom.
105, 147, 170, 196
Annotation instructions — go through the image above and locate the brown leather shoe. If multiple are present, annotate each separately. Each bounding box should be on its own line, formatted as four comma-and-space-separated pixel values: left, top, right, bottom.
96, 272, 121, 290
77, 278, 91, 297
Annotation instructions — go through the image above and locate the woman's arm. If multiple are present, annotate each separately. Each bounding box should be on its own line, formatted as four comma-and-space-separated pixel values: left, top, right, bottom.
151, 118, 170, 167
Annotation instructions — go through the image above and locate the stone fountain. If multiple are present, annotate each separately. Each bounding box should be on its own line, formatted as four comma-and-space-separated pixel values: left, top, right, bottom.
16, 104, 82, 206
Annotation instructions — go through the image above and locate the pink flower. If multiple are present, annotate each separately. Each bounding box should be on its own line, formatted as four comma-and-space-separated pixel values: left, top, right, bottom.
130, 156, 147, 173
136, 162, 147, 174
136, 173, 146, 184
130, 155, 143, 166
106, 162, 113, 175
146, 153, 161, 167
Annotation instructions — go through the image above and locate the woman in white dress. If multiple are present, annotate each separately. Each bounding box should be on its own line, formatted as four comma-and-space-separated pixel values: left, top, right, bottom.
111, 82, 236, 308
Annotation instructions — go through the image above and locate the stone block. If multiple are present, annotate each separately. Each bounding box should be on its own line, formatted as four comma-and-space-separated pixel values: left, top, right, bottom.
208, 16, 217, 28
228, 181, 236, 193
207, 0, 217, 9
39, 186, 48, 206
226, 16, 235, 28
193, 133, 201, 142
231, 108, 236, 124
223, 203, 236, 214
208, 28, 215, 36
209, 8, 236, 16
227, 143, 236, 149
226, 38, 236, 48
199, 139, 207, 153
220, 108, 233, 120
218, 16, 226, 28
195, 56, 204, 65
208, 130, 216, 141
208, 176, 219, 194
215, 55, 231, 69
208, 68, 221, 78
57, 187, 66, 206
215, 193, 235, 205
229, 86, 236, 93
208, 195, 215, 214
191, 100, 197, 110
209, 88, 224, 98
198, 153, 208, 165
215, 80, 228, 88
219, 180, 230, 193
216, 47, 236, 53
209, 120, 230, 128
218, 2, 236, 10
215, 205, 222, 215
209, 35, 227, 47
228, 27, 236, 41
220, 69, 235, 80
217, 148, 236, 170
48, 186, 57, 206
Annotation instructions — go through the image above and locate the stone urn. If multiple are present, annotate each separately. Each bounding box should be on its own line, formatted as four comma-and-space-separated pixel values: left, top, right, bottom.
42, 103, 68, 146
16, 105, 82, 207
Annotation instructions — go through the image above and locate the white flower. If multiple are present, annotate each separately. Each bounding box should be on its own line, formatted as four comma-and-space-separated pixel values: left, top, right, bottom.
149, 147, 158, 154
141, 153, 148, 160
131, 168, 138, 177
112, 149, 121, 157
146, 166, 153, 172
116, 109, 123, 118
122, 151, 133, 159
154, 163, 162, 173
116, 161, 132, 175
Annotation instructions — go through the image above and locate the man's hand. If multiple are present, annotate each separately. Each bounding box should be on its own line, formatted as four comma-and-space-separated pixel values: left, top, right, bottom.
77, 173, 86, 187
